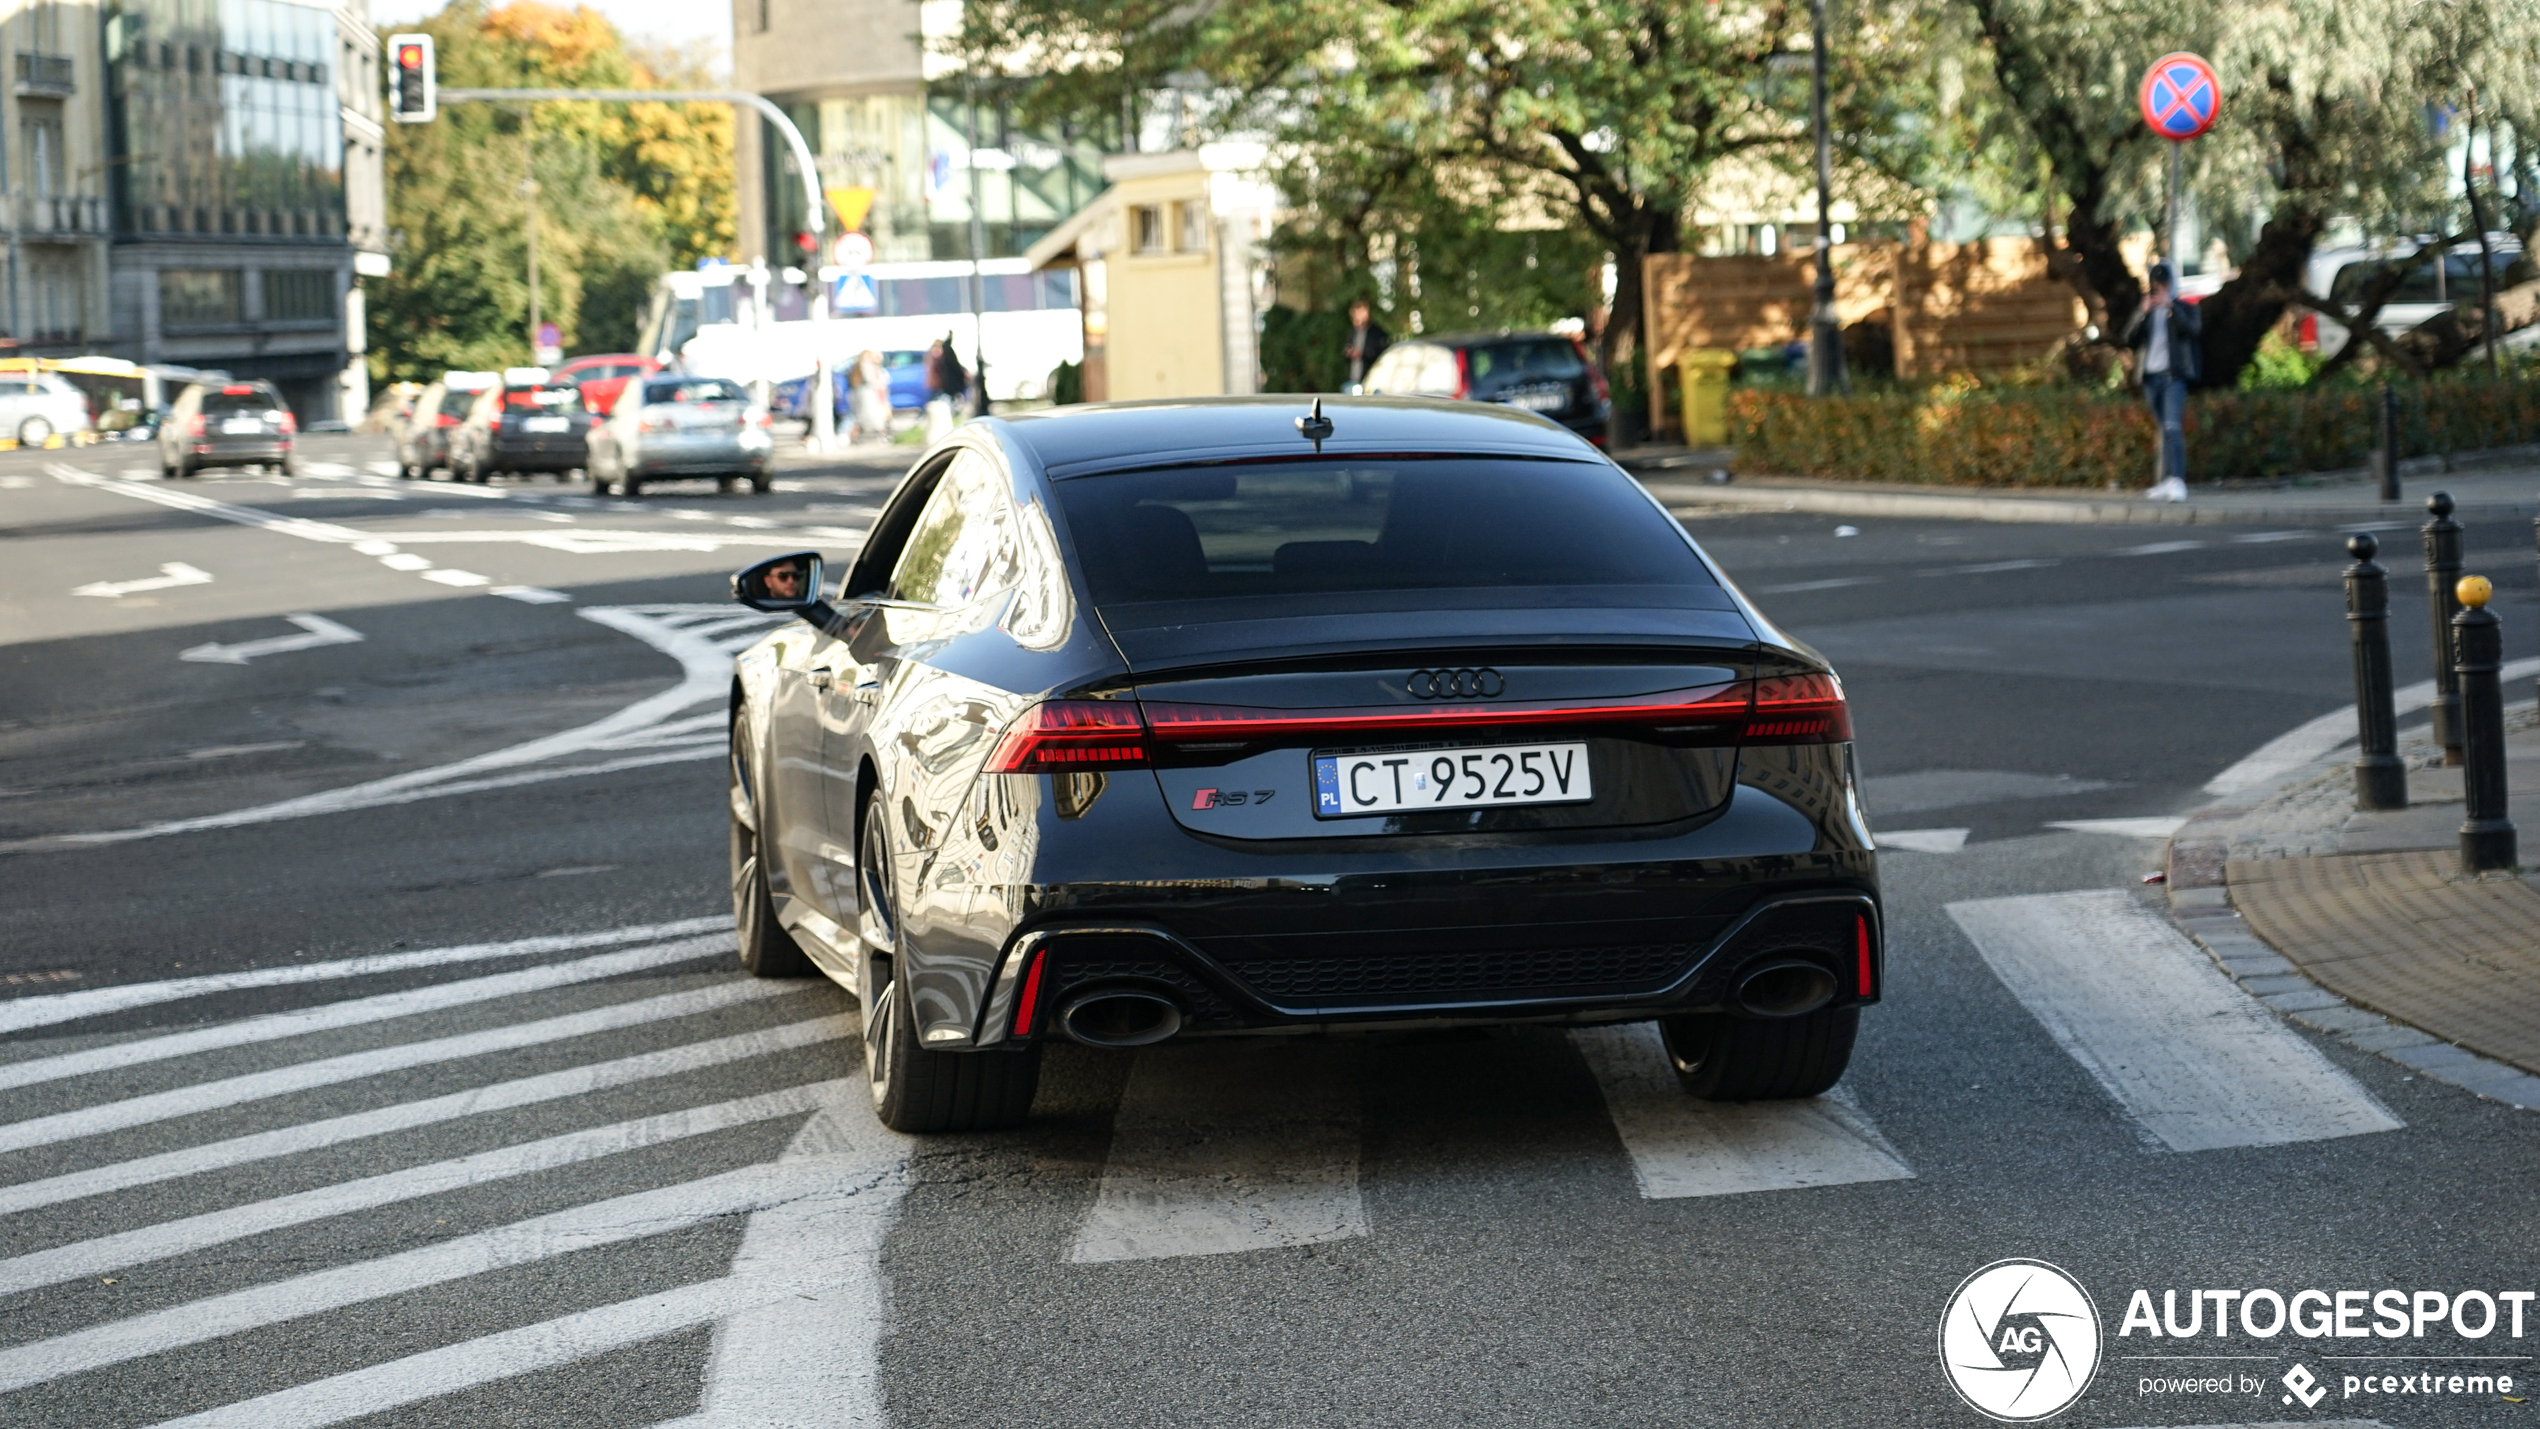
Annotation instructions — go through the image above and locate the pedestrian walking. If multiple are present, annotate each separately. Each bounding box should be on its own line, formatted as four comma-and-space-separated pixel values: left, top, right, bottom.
925, 334, 971, 441
851, 350, 891, 444
1343, 300, 1390, 391
2122, 261, 2200, 502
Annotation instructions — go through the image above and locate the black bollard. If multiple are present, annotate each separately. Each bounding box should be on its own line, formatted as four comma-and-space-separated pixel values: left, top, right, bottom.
2377, 384, 2401, 502
2422, 492, 2464, 764
2451, 575, 2516, 873
2345, 534, 2408, 809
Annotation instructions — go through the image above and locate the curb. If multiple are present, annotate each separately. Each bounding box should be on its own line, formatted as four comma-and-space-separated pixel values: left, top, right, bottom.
2163, 751, 2540, 1113
1643, 479, 2540, 528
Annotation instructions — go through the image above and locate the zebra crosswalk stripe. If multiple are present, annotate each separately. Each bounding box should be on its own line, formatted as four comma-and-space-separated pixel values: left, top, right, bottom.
0, 1016, 847, 1216
0, 1081, 852, 1295
0, 977, 798, 1155
0, 933, 733, 1090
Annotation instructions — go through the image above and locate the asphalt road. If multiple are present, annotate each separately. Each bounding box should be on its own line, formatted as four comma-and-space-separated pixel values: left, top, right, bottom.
3, 435, 2534, 1428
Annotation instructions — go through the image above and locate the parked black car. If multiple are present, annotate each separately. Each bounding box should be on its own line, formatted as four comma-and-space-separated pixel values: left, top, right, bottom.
1360, 332, 1613, 446
160, 380, 296, 477
451, 376, 596, 483
723, 397, 1879, 1133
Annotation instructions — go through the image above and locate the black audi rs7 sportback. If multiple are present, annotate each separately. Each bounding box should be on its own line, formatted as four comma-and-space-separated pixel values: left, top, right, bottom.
726, 397, 1880, 1132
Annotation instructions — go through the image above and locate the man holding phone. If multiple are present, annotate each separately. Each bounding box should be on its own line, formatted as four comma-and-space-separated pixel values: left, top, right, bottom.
2123, 261, 2201, 502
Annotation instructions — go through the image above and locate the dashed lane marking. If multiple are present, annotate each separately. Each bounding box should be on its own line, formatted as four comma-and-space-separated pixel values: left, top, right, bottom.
493, 584, 573, 603
2113, 539, 2204, 556
1929, 558, 2061, 576
1754, 576, 1882, 594
1949, 889, 2402, 1152
0, 933, 734, 1091
1571, 1024, 1913, 1198
2047, 816, 2189, 839
0, 916, 726, 1035
1066, 1042, 1368, 1264
421, 567, 491, 587
1875, 827, 1969, 853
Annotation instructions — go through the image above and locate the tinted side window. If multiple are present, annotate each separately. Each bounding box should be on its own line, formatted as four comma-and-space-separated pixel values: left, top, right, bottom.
891, 450, 1017, 608
1467, 339, 1586, 389
202, 387, 281, 414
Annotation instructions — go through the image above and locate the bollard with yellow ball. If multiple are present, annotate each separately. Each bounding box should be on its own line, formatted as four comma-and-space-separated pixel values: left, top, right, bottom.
2449, 572, 2516, 871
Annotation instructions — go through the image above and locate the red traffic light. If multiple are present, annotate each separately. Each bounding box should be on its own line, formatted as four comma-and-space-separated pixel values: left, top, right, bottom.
793, 231, 818, 256
396, 43, 423, 69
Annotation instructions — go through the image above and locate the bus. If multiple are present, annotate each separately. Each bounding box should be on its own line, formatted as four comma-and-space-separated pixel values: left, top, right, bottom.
633, 258, 1083, 404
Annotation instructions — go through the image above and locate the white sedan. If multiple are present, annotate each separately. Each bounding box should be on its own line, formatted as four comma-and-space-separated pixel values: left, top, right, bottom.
587, 376, 775, 497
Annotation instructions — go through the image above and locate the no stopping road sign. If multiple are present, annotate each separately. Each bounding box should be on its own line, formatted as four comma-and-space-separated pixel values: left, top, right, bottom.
2140, 53, 2221, 140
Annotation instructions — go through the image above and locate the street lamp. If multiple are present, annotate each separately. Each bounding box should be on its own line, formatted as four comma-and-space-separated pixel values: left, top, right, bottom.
1807, 0, 1848, 397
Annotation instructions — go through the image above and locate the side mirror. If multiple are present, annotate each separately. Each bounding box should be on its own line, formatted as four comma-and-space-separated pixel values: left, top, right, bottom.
732, 550, 834, 627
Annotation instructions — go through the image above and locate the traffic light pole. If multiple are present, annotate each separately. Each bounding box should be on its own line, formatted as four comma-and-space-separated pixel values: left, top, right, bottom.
430, 87, 839, 450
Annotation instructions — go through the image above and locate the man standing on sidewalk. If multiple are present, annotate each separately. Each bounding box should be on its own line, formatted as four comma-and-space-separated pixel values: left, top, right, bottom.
2123, 262, 2200, 502
1343, 300, 1390, 392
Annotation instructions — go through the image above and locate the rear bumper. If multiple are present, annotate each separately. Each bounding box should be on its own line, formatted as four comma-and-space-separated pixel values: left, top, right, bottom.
487, 440, 587, 470
187, 438, 291, 461
976, 886, 1879, 1046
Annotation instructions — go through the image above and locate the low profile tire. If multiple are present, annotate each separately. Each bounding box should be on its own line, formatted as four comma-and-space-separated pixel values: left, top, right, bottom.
750, 471, 772, 495
18, 416, 53, 447
621, 474, 643, 498
728, 713, 813, 979
859, 796, 1038, 1133
1661, 1005, 1858, 1102
278, 454, 299, 478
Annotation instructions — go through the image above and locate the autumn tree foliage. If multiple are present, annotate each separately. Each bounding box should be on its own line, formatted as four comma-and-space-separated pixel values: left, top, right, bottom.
370, 2, 737, 384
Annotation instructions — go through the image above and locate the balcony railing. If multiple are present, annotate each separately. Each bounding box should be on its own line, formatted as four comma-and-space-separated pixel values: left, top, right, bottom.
13, 51, 74, 96
17, 195, 108, 237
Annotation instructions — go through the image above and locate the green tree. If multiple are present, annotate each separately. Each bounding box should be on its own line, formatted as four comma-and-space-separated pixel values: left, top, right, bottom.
370, 2, 737, 383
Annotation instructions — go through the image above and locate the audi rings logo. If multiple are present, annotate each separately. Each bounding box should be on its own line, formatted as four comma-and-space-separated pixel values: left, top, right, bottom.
1940, 1260, 2102, 1422
1407, 667, 1505, 699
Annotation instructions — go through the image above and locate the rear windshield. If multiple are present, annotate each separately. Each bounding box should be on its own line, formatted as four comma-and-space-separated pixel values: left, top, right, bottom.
642, 378, 747, 405
1465, 339, 1586, 385
202, 387, 282, 414
438, 390, 480, 416
505, 384, 582, 410
1054, 459, 1716, 606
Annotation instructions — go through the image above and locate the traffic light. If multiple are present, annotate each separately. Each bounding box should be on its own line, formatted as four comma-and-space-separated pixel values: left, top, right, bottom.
388, 34, 434, 123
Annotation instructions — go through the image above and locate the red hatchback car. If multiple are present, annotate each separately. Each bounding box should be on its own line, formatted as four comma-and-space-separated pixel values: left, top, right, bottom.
553, 354, 662, 416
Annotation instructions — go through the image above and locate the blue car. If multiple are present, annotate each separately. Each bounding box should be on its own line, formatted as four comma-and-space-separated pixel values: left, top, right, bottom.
778, 350, 934, 422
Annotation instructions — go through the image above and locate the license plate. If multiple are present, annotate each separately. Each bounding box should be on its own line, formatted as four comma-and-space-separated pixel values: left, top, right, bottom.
1507, 390, 1567, 412
523, 416, 571, 433
220, 418, 264, 434
1313, 742, 1591, 818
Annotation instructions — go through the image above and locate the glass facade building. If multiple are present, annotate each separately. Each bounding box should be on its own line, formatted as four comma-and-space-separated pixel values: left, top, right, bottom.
761, 93, 1108, 264
105, 0, 345, 241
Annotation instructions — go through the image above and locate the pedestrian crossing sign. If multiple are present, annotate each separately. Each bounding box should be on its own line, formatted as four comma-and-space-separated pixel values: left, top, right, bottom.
832, 272, 878, 314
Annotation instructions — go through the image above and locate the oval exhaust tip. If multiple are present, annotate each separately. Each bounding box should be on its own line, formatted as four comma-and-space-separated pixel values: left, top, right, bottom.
1058, 990, 1184, 1048
1734, 960, 1838, 1019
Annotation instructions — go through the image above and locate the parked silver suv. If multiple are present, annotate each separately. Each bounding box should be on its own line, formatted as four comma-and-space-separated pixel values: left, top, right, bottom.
0, 371, 93, 447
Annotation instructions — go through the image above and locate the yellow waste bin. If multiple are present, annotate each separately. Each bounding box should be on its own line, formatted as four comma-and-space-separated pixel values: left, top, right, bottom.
1677, 350, 1737, 447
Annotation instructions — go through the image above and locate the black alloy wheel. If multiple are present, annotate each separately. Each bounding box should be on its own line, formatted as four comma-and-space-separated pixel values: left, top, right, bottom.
728, 713, 813, 978
857, 793, 1038, 1133
1660, 1006, 1859, 1101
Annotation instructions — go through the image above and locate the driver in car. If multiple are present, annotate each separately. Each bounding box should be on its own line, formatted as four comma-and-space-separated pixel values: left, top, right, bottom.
762, 561, 807, 601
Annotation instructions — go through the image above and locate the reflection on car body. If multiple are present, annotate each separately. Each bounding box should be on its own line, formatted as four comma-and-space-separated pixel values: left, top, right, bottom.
723, 397, 1879, 1133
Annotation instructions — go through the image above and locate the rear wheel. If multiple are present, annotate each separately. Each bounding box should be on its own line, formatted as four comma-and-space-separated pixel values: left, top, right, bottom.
17, 416, 53, 447
859, 795, 1038, 1132
728, 713, 812, 979
750, 470, 772, 494
1661, 1006, 1858, 1101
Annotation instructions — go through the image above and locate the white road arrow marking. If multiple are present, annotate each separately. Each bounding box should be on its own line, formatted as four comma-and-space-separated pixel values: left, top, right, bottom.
73, 561, 214, 598
178, 613, 365, 665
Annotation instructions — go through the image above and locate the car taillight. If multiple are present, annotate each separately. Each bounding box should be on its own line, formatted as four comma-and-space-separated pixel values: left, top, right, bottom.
748, 406, 772, 427
1453, 348, 1472, 399
640, 412, 675, 433
2297, 313, 2318, 353
436, 413, 459, 427
987, 701, 1151, 771
1010, 945, 1050, 1035
1855, 914, 1875, 999
278, 411, 297, 435
1140, 684, 1752, 748
1745, 672, 1851, 744
186, 414, 205, 436
1577, 339, 1611, 404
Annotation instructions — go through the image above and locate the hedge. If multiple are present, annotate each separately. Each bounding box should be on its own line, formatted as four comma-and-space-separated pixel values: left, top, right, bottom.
1727, 378, 2540, 488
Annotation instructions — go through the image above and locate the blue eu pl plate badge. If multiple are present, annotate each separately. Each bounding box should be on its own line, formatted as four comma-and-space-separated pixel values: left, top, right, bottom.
1315, 757, 1342, 814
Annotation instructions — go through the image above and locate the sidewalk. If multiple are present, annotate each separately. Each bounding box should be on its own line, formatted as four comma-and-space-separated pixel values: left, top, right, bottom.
1617, 443, 2540, 526
2167, 712, 2540, 1108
